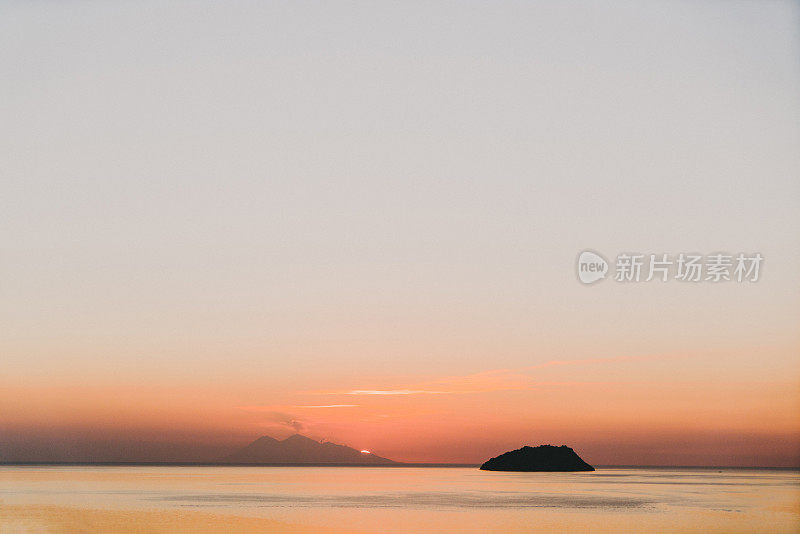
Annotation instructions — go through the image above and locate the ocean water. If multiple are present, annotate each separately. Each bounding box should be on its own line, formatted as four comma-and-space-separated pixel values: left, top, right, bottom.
0, 466, 798, 532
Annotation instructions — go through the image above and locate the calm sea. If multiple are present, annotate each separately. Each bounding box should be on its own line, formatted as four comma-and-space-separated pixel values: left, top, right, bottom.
1, 466, 798, 532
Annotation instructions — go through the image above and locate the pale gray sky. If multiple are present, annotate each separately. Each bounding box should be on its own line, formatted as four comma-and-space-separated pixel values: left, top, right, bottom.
1, 0, 799, 387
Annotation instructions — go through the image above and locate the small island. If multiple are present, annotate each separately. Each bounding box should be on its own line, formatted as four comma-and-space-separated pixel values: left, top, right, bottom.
479, 445, 594, 472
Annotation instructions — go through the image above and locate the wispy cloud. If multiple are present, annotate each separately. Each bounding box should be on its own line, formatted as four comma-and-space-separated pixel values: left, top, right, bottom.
237, 405, 282, 412
340, 390, 446, 395
306, 369, 534, 396
305, 355, 646, 397
241, 410, 305, 432
237, 404, 359, 411
526, 355, 647, 370
293, 404, 360, 408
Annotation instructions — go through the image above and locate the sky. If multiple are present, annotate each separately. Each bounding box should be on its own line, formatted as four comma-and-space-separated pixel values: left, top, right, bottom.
1, 0, 799, 466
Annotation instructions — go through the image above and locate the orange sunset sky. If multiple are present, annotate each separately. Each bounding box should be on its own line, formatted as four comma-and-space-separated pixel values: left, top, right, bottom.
1, 1, 799, 466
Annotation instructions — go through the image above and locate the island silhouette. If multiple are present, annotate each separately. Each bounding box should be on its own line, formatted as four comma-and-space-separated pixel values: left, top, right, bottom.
222, 434, 397, 465
480, 445, 594, 472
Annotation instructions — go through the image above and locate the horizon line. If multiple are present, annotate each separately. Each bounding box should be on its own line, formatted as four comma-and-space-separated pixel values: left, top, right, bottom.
1, 462, 797, 470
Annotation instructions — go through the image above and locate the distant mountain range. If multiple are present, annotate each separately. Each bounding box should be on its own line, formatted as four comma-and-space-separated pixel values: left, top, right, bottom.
222, 434, 397, 465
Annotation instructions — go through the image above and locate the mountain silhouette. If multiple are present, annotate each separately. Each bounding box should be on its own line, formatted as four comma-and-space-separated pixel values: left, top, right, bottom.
223, 434, 397, 465
480, 445, 594, 472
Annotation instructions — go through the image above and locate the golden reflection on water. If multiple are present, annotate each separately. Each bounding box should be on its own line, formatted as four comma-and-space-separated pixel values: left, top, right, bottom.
0, 466, 798, 533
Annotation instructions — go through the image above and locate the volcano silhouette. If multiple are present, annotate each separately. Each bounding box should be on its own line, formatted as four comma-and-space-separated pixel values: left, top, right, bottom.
223, 434, 396, 465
